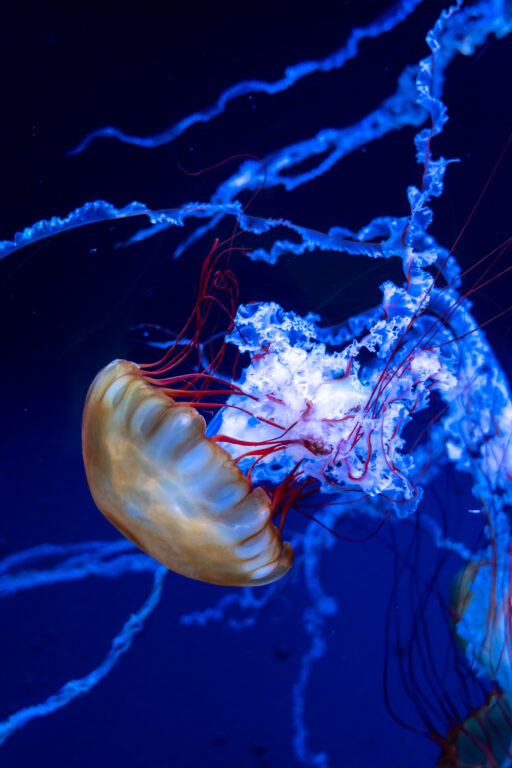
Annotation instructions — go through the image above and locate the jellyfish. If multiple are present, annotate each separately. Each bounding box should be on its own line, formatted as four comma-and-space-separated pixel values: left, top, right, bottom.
444, 465, 512, 764
436, 693, 512, 768
377, 401, 512, 768
1, 1, 512, 767
81, 245, 294, 586
381, 504, 512, 768
389, 371, 512, 766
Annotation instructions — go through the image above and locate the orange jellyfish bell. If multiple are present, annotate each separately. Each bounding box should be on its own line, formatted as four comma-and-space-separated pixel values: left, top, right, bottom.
82, 358, 293, 586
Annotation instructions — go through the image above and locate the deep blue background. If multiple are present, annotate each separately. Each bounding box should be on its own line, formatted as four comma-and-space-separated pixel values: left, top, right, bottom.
1, 2, 511, 766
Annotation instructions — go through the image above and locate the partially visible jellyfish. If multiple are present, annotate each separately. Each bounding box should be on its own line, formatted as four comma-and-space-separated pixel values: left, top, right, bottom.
453, 523, 512, 702
377, 429, 512, 768
437, 693, 512, 768
384, 387, 512, 765
444, 466, 512, 764
1, 1, 512, 766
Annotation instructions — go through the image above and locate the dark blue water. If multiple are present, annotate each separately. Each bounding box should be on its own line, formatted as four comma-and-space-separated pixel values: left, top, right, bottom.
1, 2, 511, 766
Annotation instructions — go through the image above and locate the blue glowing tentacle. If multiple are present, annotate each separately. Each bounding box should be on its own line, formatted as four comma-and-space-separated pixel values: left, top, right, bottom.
6, 5, 507, 267
0, 540, 158, 595
291, 515, 338, 768
0, 547, 157, 598
0, 541, 126, 575
213, 66, 424, 202
122, 210, 406, 263
0, 201, 149, 260
172, 0, 510, 259
179, 534, 304, 630
404, 0, 512, 266
180, 583, 282, 631
0, 200, 245, 261
0, 564, 167, 747
0, 200, 400, 263
68, 0, 425, 155
292, 628, 329, 768
263, 0, 510, 200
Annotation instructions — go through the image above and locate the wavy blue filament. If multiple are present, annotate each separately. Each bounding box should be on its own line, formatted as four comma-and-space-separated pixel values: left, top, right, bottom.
67, 0, 426, 155
0, 562, 166, 746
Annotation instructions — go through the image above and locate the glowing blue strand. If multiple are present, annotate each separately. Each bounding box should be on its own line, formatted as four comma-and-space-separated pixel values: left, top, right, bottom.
0, 200, 246, 261
292, 631, 329, 768
290, 516, 338, 768
255, 0, 510, 198
422, 516, 483, 561
0, 553, 157, 598
173, 214, 224, 258
227, 0, 508, 214
0, 199, 402, 264
121, 207, 406, 263
6, 3, 507, 267
119, 201, 243, 247
0, 541, 156, 599
0, 201, 150, 261
0, 540, 135, 578
0, 539, 136, 574
180, 582, 281, 631
180, 592, 247, 627
0, 542, 110, 575
169, 0, 509, 259
213, 66, 423, 201
68, 0, 425, 155
0, 565, 167, 747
